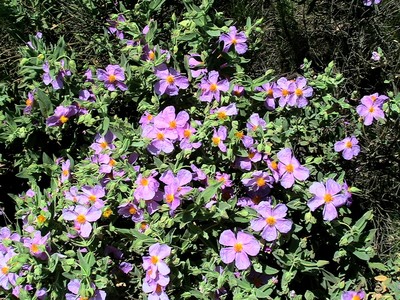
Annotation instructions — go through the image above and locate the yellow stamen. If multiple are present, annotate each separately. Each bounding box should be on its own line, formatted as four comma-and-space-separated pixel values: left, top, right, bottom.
156, 132, 165, 140
59, 116, 69, 123
231, 38, 237, 45
233, 242, 243, 253
109, 159, 116, 166
76, 214, 86, 224
369, 107, 375, 113
26, 99, 33, 106
352, 296, 361, 300
100, 141, 108, 149
31, 244, 39, 253
266, 216, 276, 226
371, 95, 377, 102
141, 178, 149, 186
271, 161, 278, 170
295, 88, 303, 96
251, 195, 261, 204
166, 194, 174, 203
89, 195, 97, 202
148, 51, 155, 60
151, 256, 159, 264
183, 129, 191, 138
62, 169, 69, 176
256, 177, 266, 187
166, 75, 175, 84
235, 131, 244, 139
210, 83, 218, 92
169, 120, 177, 129
324, 194, 333, 203
37, 215, 46, 223
248, 152, 255, 159
147, 114, 153, 121
1, 266, 9, 275
285, 164, 294, 173
345, 141, 352, 148
212, 136, 221, 145
282, 89, 289, 96
217, 111, 227, 120
129, 207, 137, 215
108, 74, 116, 83
267, 89, 273, 97
103, 208, 113, 218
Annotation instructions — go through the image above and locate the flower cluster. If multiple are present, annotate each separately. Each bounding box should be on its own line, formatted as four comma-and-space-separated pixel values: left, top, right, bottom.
142, 243, 171, 300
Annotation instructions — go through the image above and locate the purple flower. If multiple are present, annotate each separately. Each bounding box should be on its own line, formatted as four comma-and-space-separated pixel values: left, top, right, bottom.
46, 105, 77, 127
289, 77, 313, 108
273, 77, 295, 107
24, 90, 35, 114
108, 14, 126, 39
256, 82, 276, 110
219, 26, 248, 54
154, 64, 189, 96
119, 262, 133, 274
178, 124, 201, 150
66, 279, 106, 300
153, 106, 189, 139
42, 60, 71, 90
307, 179, 347, 221
79, 89, 96, 102
242, 171, 274, 191
62, 205, 102, 238
142, 279, 169, 300
142, 243, 171, 278
91, 131, 116, 154
0, 250, 18, 290
23, 231, 50, 260
235, 147, 262, 171
134, 173, 160, 200
250, 202, 292, 241
143, 126, 175, 155
61, 159, 71, 183
219, 230, 260, 270
199, 71, 229, 102
0, 228, 20, 253
214, 103, 238, 120
212, 126, 228, 152
159, 169, 192, 195
334, 136, 360, 160
141, 45, 170, 62
232, 85, 244, 97
187, 53, 207, 78
246, 113, 266, 131
97, 64, 127, 91
371, 51, 381, 61
356, 95, 385, 125
79, 185, 106, 208
363, 0, 381, 6
118, 202, 143, 222
341, 290, 365, 300
277, 148, 309, 188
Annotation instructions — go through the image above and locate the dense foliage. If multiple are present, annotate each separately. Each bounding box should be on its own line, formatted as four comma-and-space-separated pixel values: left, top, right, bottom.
0, 0, 399, 299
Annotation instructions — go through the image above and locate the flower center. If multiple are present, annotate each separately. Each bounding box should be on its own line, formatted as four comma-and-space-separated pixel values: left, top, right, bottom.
147, 114, 153, 121
166, 194, 174, 203
212, 136, 221, 145
231, 38, 237, 45
31, 244, 39, 253
108, 74, 116, 83
59, 115, 69, 123
251, 195, 261, 204
235, 131, 244, 139
1, 266, 9, 275
266, 216, 277, 226
210, 83, 218, 92
352, 296, 361, 300
248, 152, 255, 159
37, 215, 46, 223
155, 284, 162, 294
79, 297, 89, 300
271, 161, 278, 170
371, 95, 377, 102
282, 89, 289, 96
256, 177, 266, 187
324, 193, 333, 203
285, 164, 294, 173
345, 141, 353, 148
233, 242, 243, 253
76, 214, 86, 224
100, 141, 108, 149
62, 169, 69, 176
151, 256, 159, 264
89, 195, 97, 202
156, 132, 165, 140
183, 129, 191, 138
217, 111, 227, 120
26, 99, 33, 106
295, 88, 303, 96
148, 51, 155, 60
129, 206, 137, 215
267, 89, 273, 96
141, 178, 149, 186
103, 208, 112, 218
109, 159, 116, 166
369, 107, 375, 113
166, 75, 175, 84
169, 120, 177, 129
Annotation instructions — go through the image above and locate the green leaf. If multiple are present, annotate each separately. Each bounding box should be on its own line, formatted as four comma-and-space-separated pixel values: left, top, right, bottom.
36, 89, 52, 117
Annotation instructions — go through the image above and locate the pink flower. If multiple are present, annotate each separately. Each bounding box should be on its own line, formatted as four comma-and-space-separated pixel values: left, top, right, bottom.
246, 113, 266, 131
212, 126, 228, 152
142, 243, 171, 279
273, 77, 295, 107
97, 64, 127, 91
154, 64, 189, 96
277, 148, 309, 188
61, 159, 71, 183
356, 95, 385, 125
341, 290, 365, 300
62, 205, 102, 238
134, 173, 160, 200
219, 230, 260, 270
307, 179, 347, 221
199, 71, 229, 102
334, 136, 360, 160
214, 103, 238, 120
219, 26, 248, 54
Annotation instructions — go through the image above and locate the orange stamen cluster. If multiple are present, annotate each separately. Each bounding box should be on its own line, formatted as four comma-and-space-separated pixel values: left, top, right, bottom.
210, 83, 218, 92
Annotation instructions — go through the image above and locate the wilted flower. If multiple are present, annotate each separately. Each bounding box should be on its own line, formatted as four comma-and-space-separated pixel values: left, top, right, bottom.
363, 0, 381, 6
219, 230, 260, 270
107, 14, 126, 39
219, 26, 248, 54
154, 64, 189, 96
250, 202, 292, 241
334, 136, 360, 160
97, 64, 127, 91
307, 179, 347, 221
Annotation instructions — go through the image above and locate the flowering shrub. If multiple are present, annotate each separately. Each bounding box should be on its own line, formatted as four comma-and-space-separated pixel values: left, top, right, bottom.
0, 0, 399, 299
